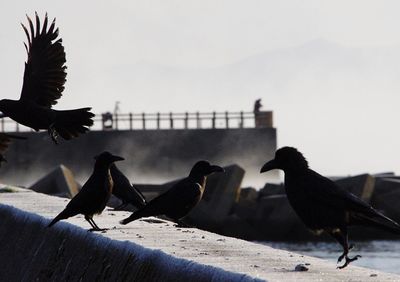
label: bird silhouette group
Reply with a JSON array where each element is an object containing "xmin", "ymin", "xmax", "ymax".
[{"xmin": 1, "ymin": 13, "xmax": 399, "ymax": 270}]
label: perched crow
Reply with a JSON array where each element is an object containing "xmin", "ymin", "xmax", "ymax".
[
  {"xmin": 260, "ymin": 147, "xmax": 400, "ymax": 269},
  {"xmin": 110, "ymin": 164, "xmax": 147, "ymax": 210},
  {"xmin": 120, "ymin": 160, "xmax": 224, "ymax": 225},
  {"xmin": 0, "ymin": 13, "xmax": 94, "ymax": 143},
  {"xmin": 0, "ymin": 133, "xmax": 27, "ymax": 166},
  {"xmin": 48, "ymin": 151, "xmax": 124, "ymax": 231}
]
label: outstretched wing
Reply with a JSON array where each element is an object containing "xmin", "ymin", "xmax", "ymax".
[{"xmin": 20, "ymin": 12, "xmax": 67, "ymax": 108}]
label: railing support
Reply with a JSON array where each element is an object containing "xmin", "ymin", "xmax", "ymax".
[
  {"xmin": 184, "ymin": 112, "xmax": 188, "ymax": 129},
  {"xmin": 114, "ymin": 113, "xmax": 119, "ymax": 130},
  {"xmin": 169, "ymin": 112, "xmax": 173, "ymax": 129},
  {"xmin": 212, "ymin": 112, "xmax": 216, "ymax": 129},
  {"xmin": 196, "ymin": 112, "xmax": 200, "ymax": 128}
]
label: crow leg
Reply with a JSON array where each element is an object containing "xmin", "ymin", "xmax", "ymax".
[
  {"xmin": 85, "ymin": 215, "xmax": 97, "ymax": 230},
  {"xmin": 330, "ymin": 229, "xmax": 361, "ymax": 269},
  {"xmin": 88, "ymin": 217, "xmax": 108, "ymax": 232},
  {"xmin": 48, "ymin": 123, "xmax": 59, "ymax": 144}
]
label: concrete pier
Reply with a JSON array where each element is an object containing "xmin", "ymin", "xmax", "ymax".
[{"xmin": 0, "ymin": 186, "xmax": 399, "ymax": 281}]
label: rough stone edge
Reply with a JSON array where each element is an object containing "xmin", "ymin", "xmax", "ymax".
[{"xmin": 0, "ymin": 204, "xmax": 264, "ymax": 282}]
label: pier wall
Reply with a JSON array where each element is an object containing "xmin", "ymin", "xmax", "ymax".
[{"xmin": 0, "ymin": 128, "xmax": 277, "ymax": 187}]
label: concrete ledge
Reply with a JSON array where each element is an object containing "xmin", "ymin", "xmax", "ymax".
[
  {"xmin": 0, "ymin": 187, "xmax": 399, "ymax": 281},
  {"xmin": 0, "ymin": 204, "xmax": 256, "ymax": 281}
]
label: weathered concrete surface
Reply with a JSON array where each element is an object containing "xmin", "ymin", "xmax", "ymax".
[{"xmin": 0, "ymin": 187, "xmax": 399, "ymax": 281}]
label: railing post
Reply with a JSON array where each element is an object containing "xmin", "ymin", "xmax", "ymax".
[
  {"xmin": 142, "ymin": 112, "xmax": 146, "ymax": 129},
  {"xmin": 212, "ymin": 111, "xmax": 216, "ymax": 129},
  {"xmin": 114, "ymin": 113, "xmax": 119, "ymax": 130},
  {"xmin": 129, "ymin": 113, "xmax": 133, "ymax": 130},
  {"xmin": 225, "ymin": 111, "xmax": 229, "ymax": 129},
  {"xmin": 240, "ymin": 111, "xmax": 244, "ymax": 128},
  {"xmin": 184, "ymin": 112, "xmax": 188, "ymax": 129},
  {"xmin": 157, "ymin": 112, "xmax": 160, "ymax": 129},
  {"xmin": 169, "ymin": 112, "xmax": 173, "ymax": 129},
  {"xmin": 1, "ymin": 118, "xmax": 3, "ymax": 132},
  {"xmin": 196, "ymin": 112, "xmax": 200, "ymax": 128}
]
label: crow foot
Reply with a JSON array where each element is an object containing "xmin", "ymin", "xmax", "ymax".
[
  {"xmin": 337, "ymin": 255, "xmax": 361, "ymax": 269},
  {"xmin": 337, "ymin": 244, "xmax": 355, "ymax": 263},
  {"xmin": 88, "ymin": 227, "xmax": 108, "ymax": 233}
]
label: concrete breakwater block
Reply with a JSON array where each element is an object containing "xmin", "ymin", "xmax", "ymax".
[
  {"xmin": 29, "ymin": 165, "xmax": 81, "ymax": 198},
  {"xmin": 252, "ymin": 195, "xmax": 308, "ymax": 240}
]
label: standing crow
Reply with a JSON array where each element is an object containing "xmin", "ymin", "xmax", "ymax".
[
  {"xmin": 260, "ymin": 147, "xmax": 400, "ymax": 269},
  {"xmin": 0, "ymin": 13, "xmax": 94, "ymax": 143},
  {"xmin": 110, "ymin": 164, "xmax": 147, "ymax": 210},
  {"xmin": 0, "ymin": 133, "xmax": 27, "ymax": 166},
  {"xmin": 48, "ymin": 151, "xmax": 124, "ymax": 231},
  {"xmin": 120, "ymin": 160, "xmax": 224, "ymax": 225}
]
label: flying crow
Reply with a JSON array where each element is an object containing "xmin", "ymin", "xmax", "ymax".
[{"xmin": 0, "ymin": 13, "xmax": 94, "ymax": 143}]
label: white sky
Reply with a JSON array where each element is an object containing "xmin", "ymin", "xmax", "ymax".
[{"xmin": 1, "ymin": 1, "xmax": 400, "ymax": 177}]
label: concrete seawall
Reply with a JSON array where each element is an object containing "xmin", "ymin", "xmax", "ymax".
[
  {"xmin": 0, "ymin": 205, "xmax": 254, "ymax": 281},
  {"xmin": 0, "ymin": 187, "xmax": 399, "ymax": 281}
]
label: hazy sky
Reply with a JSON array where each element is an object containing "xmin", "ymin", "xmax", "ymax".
[{"xmin": 1, "ymin": 1, "xmax": 400, "ymax": 177}]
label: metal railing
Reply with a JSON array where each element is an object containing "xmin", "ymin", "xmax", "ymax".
[{"xmin": 0, "ymin": 111, "xmax": 273, "ymax": 132}]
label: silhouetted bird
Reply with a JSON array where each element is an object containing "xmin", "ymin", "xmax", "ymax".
[
  {"xmin": 0, "ymin": 133, "xmax": 27, "ymax": 166},
  {"xmin": 260, "ymin": 147, "xmax": 400, "ymax": 269},
  {"xmin": 48, "ymin": 151, "xmax": 124, "ymax": 231},
  {"xmin": 0, "ymin": 13, "xmax": 94, "ymax": 144},
  {"xmin": 120, "ymin": 160, "xmax": 224, "ymax": 225},
  {"xmin": 110, "ymin": 164, "xmax": 147, "ymax": 210}
]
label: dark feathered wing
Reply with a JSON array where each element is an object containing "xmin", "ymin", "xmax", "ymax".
[
  {"xmin": 20, "ymin": 12, "xmax": 67, "ymax": 108},
  {"xmin": 120, "ymin": 178, "xmax": 202, "ymax": 224},
  {"xmin": 304, "ymin": 170, "xmax": 400, "ymax": 233}
]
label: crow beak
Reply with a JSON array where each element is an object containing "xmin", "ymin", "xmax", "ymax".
[
  {"xmin": 210, "ymin": 165, "xmax": 225, "ymax": 173},
  {"xmin": 260, "ymin": 159, "xmax": 277, "ymax": 173},
  {"xmin": 111, "ymin": 155, "xmax": 125, "ymax": 162}
]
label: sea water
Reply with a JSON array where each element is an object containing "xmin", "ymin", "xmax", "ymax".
[{"xmin": 262, "ymin": 240, "xmax": 400, "ymax": 274}]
